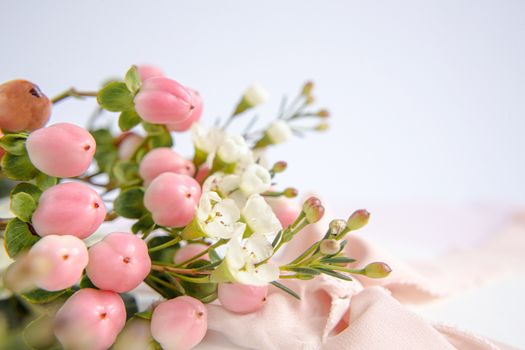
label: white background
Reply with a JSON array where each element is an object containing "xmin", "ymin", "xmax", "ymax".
[{"xmin": 1, "ymin": 0, "xmax": 524, "ymax": 348}]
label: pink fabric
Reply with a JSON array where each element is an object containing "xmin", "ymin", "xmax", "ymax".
[{"xmin": 195, "ymin": 212, "xmax": 525, "ymax": 349}]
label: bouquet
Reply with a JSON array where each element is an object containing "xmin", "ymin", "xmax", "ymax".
[{"xmin": 0, "ymin": 65, "xmax": 390, "ymax": 350}]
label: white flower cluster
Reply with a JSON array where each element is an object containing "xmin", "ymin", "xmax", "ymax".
[{"xmin": 189, "ymin": 123, "xmax": 284, "ymax": 285}]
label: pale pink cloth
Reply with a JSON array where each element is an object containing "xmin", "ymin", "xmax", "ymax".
[{"xmin": 196, "ymin": 212, "xmax": 525, "ymax": 349}]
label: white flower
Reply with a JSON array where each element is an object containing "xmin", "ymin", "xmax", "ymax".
[
  {"xmin": 242, "ymin": 194, "xmax": 282, "ymax": 236},
  {"xmin": 196, "ymin": 191, "xmax": 246, "ymax": 239},
  {"xmin": 266, "ymin": 120, "xmax": 293, "ymax": 144},
  {"xmin": 244, "ymin": 83, "xmax": 269, "ymax": 107},
  {"xmin": 191, "ymin": 123, "xmax": 224, "ymax": 154},
  {"xmin": 211, "ymin": 232, "xmax": 279, "ymax": 286},
  {"xmin": 240, "ymin": 164, "xmax": 272, "ymax": 195},
  {"xmin": 202, "ymin": 172, "xmax": 241, "ymax": 196},
  {"xmin": 217, "ymin": 134, "xmax": 250, "ymax": 164}
]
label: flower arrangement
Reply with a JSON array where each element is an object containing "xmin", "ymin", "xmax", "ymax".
[{"xmin": 0, "ymin": 65, "xmax": 391, "ymax": 350}]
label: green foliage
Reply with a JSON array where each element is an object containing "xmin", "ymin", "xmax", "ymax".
[
  {"xmin": 79, "ymin": 275, "xmax": 97, "ymax": 289},
  {"xmin": 35, "ymin": 172, "xmax": 57, "ymax": 191},
  {"xmin": 97, "ymin": 81, "xmax": 134, "ymax": 112},
  {"xmin": 90, "ymin": 129, "xmax": 118, "ymax": 174},
  {"xmin": 147, "ymin": 236, "xmax": 180, "ymax": 263},
  {"xmin": 112, "ymin": 161, "xmax": 141, "ymax": 187},
  {"xmin": 21, "ymin": 288, "xmax": 69, "ymax": 304},
  {"xmin": 121, "ymin": 293, "xmax": 138, "ymax": 320},
  {"xmin": 270, "ymin": 281, "xmax": 300, "ymax": 300},
  {"xmin": 1, "ymin": 152, "xmax": 38, "ymax": 181},
  {"xmin": 181, "ymin": 260, "xmax": 218, "ymax": 303},
  {"xmin": 10, "ymin": 183, "xmax": 42, "ymax": 202},
  {"xmin": 114, "ymin": 187, "xmax": 146, "ymax": 219},
  {"xmin": 118, "ymin": 108, "xmax": 142, "ymax": 131},
  {"xmin": 0, "ymin": 133, "xmax": 28, "ymax": 155},
  {"xmin": 10, "ymin": 192, "xmax": 36, "ymax": 222},
  {"xmin": 142, "ymin": 122, "xmax": 173, "ymax": 148},
  {"xmin": 124, "ymin": 65, "xmax": 141, "ymax": 94},
  {"xmin": 131, "ymin": 213, "xmax": 156, "ymax": 236},
  {"xmin": 135, "ymin": 309, "xmax": 153, "ymax": 320},
  {"xmin": 4, "ymin": 218, "xmax": 39, "ymax": 258}
]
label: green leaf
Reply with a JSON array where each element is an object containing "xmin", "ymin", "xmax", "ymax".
[
  {"xmin": 147, "ymin": 236, "xmax": 180, "ymax": 262},
  {"xmin": 35, "ymin": 172, "xmax": 57, "ymax": 191},
  {"xmin": 209, "ymin": 249, "xmax": 221, "ymax": 263},
  {"xmin": 23, "ymin": 314, "xmax": 57, "ymax": 349},
  {"xmin": 125, "ymin": 65, "xmax": 141, "ymax": 94},
  {"xmin": 0, "ymin": 134, "xmax": 28, "ymax": 155},
  {"xmin": 118, "ymin": 108, "xmax": 142, "ymax": 131},
  {"xmin": 320, "ymin": 256, "xmax": 356, "ymax": 264},
  {"xmin": 97, "ymin": 81, "xmax": 134, "ymax": 112},
  {"xmin": 90, "ymin": 129, "xmax": 118, "ymax": 174},
  {"xmin": 79, "ymin": 274, "xmax": 97, "ymax": 289},
  {"xmin": 135, "ymin": 309, "xmax": 153, "ymax": 320},
  {"xmin": 10, "ymin": 192, "xmax": 36, "ymax": 222},
  {"xmin": 10, "ymin": 182, "xmax": 42, "ymax": 202},
  {"xmin": 270, "ymin": 281, "xmax": 301, "ymax": 300},
  {"xmin": 271, "ymin": 230, "xmax": 283, "ymax": 248},
  {"xmin": 112, "ymin": 161, "xmax": 141, "ymax": 187},
  {"xmin": 288, "ymin": 267, "xmax": 321, "ymax": 275},
  {"xmin": 114, "ymin": 187, "xmax": 146, "ymax": 218},
  {"xmin": 131, "ymin": 213, "xmax": 156, "ymax": 235},
  {"xmin": 4, "ymin": 218, "xmax": 39, "ymax": 258},
  {"xmin": 1, "ymin": 152, "xmax": 38, "ymax": 181},
  {"xmin": 121, "ymin": 293, "xmax": 138, "ymax": 320},
  {"xmin": 21, "ymin": 288, "xmax": 68, "ymax": 304},
  {"xmin": 142, "ymin": 122, "xmax": 173, "ymax": 148},
  {"xmin": 316, "ymin": 268, "xmax": 353, "ymax": 281}
]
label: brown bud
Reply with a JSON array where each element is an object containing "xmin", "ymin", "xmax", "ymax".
[
  {"xmin": 271, "ymin": 161, "xmax": 288, "ymax": 173},
  {"xmin": 301, "ymin": 81, "xmax": 314, "ymax": 96},
  {"xmin": 346, "ymin": 209, "xmax": 370, "ymax": 231},
  {"xmin": 317, "ymin": 109, "xmax": 330, "ymax": 118},
  {"xmin": 363, "ymin": 262, "xmax": 392, "ymax": 278},
  {"xmin": 0, "ymin": 79, "xmax": 51, "ymax": 132},
  {"xmin": 283, "ymin": 187, "xmax": 298, "ymax": 198}
]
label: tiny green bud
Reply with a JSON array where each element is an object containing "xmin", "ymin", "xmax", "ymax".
[
  {"xmin": 283, "ymin": 187, "xmax": 298, "ymax": 198},
  {"xmin": 363, "ymin": 262, "xmax": 392, "ymax": 278},
  {"xmin": 317, "ymin": 109, "xmax": 330, "ymax": 118},
  {"xmin": 319, "ymin": 239, "xmax": 340, "ymax": 255},
  {"xmin": 301, "ymin": 81, "xmax": 314, "ymax": 96},
  {"xmin": 329, "ymin": 219, "xmax": 347, "ymax": 236},
  {"xmin": 271, "ymin": 161, "xmax": 288, "ymax": 173},
  {"xmin": 346, "ymin": 209, "xmax": 370, "ymax": 231}
]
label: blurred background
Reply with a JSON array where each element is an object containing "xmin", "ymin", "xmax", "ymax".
[{"xmin": 1, "ymin": 0, "xmax": 524, "ymax": 347}]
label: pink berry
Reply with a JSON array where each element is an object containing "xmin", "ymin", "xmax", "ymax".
[
  {"xmin": 139, "ymin": 147, "xmax": 195, "ymax": 185},
  {"xmin": 54, "ymin": 288, "xmax": 126, "ymax": 350},
  {"xmin": 267, "ymin": 197, "xmax": 301, "ymax": 227},
  {"xmin": 32, "ymin": 182, "xmax": 106, "ymax": 239},
  {"xmin": 134, "ymin": 77, "xmax": 193, "ymax": 125},
  {"xmin": 26, "ymin": 122, "xmax": 96, "ymax": 177},
  {"xmin": 218, "ymin": 283, "xmax": 268, "ymax": 314},
  {"xmin": 86, "ymin": 232, "xmax": 151, "ymax": 293},
  {"xmin": 28, "ymin": 235, "xmax": 88, "ymax": 291},
  {"xmin": 117, "ymin": 132, "xmax": 144, "ymax": 160},
  {"xmin": 151, "ymin": 296, "xmax": 207, "ymax": 350},
  {"xmin": 167, "ymin": 89, "xmax": 203, "ymax": 132},
  {"xmin": 137, "ymin": 64, "xmax": 164, "ymax": 81},
  {"xmin": 144, "ymin": 173, "xmax": 201, "ymax": 227},
  {"xmin": 173, "ymin": 244, "xmax": 209, "ymax": 264}
]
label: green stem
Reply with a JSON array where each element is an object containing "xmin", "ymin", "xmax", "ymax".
[
  {"xmin": 51, "ymin": 88, "xmax": 98, "ymax": 104},
  {"xmin": 175, "ymin": 239, "xmax": 227, "ymax": 267},
  {"xmin": 288, "ymin": 241, "xmax": 320, "ymax": 265},
  {"xmin": 144, "ymin": 277, "xmax": 170, "ymax": 298},
  {"xmin": 148, "ymin": 237, "xmax": 182, "ymax": 253},
  {"xmin": 312, "ymin": 264, "xmax": 364, "ymax": 274},
  {"xmin": 147, "ymin": 274, "xmax": 182, "ymax": 293}
]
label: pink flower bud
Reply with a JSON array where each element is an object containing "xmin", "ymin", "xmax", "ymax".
[
  {"xmin": 167, "ymin": 89, "xmax": 203, "ymax": 132},
  {"xmin": 134, "ymin": 77, "xmax": 193, "ymax": 125},
  {"xmin": 26, "ymin": 123, "xmax": 96, "ymax": 178},
  {"xmin": 173, "ymin": 243, "xmax": 209, "ymax": 264},
  {"xmin": 151, "ymin": 296, "xmax": 207, "ymax": 350},
  {"xmin": 137, "ymin": 64, "xmax": 164, "ymax": 81},
  {"xmin": 139, "ymin": 147, "xmax": 195, "ymax": 186},
  {"xmin": 32, "ymin": 182, "xmax": 106, "ymax": 239},
  {"xmin": 194, "ymin": 165, "xmax": 211, "ymax": 184},
  {"xmin": 346, "ymin": 209, "xmax": 370, "ymax": 231},
  {"xmin": 28, "ymin": 235, "xmax": 88, "ymax": 291},
  {"xmin": 117, "ymin": 132, "xmax": 144, "ymax": 160},
  {"xmin": 54, "ymin": 288, "xmax": 126, "ymax": 350},
  {"xmin": 144, "ymin": 173, "xmax": 201, "ymax": 227},
  {"xmin": 86, "ymin": 232, "xmax": 151, "ymax": 293},
  {"xmin": 303, "ymin": 197, "xmax": 325, "ymax": 224},
  {"xmin": 218, "ymin": 283, "xmax": 268, "ymax": 314}
]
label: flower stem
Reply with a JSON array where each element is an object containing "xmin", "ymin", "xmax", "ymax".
[
  {"xmin": 174, "ymin": 239, "xmax": 227, "ymax": 267},
  {"xmin": 148, "ymin": 237, "xmax": 182, "ymax": 253},
  {"xmin": 51, "ymin": 88, "xmax": 98, "ymax": 104}
]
